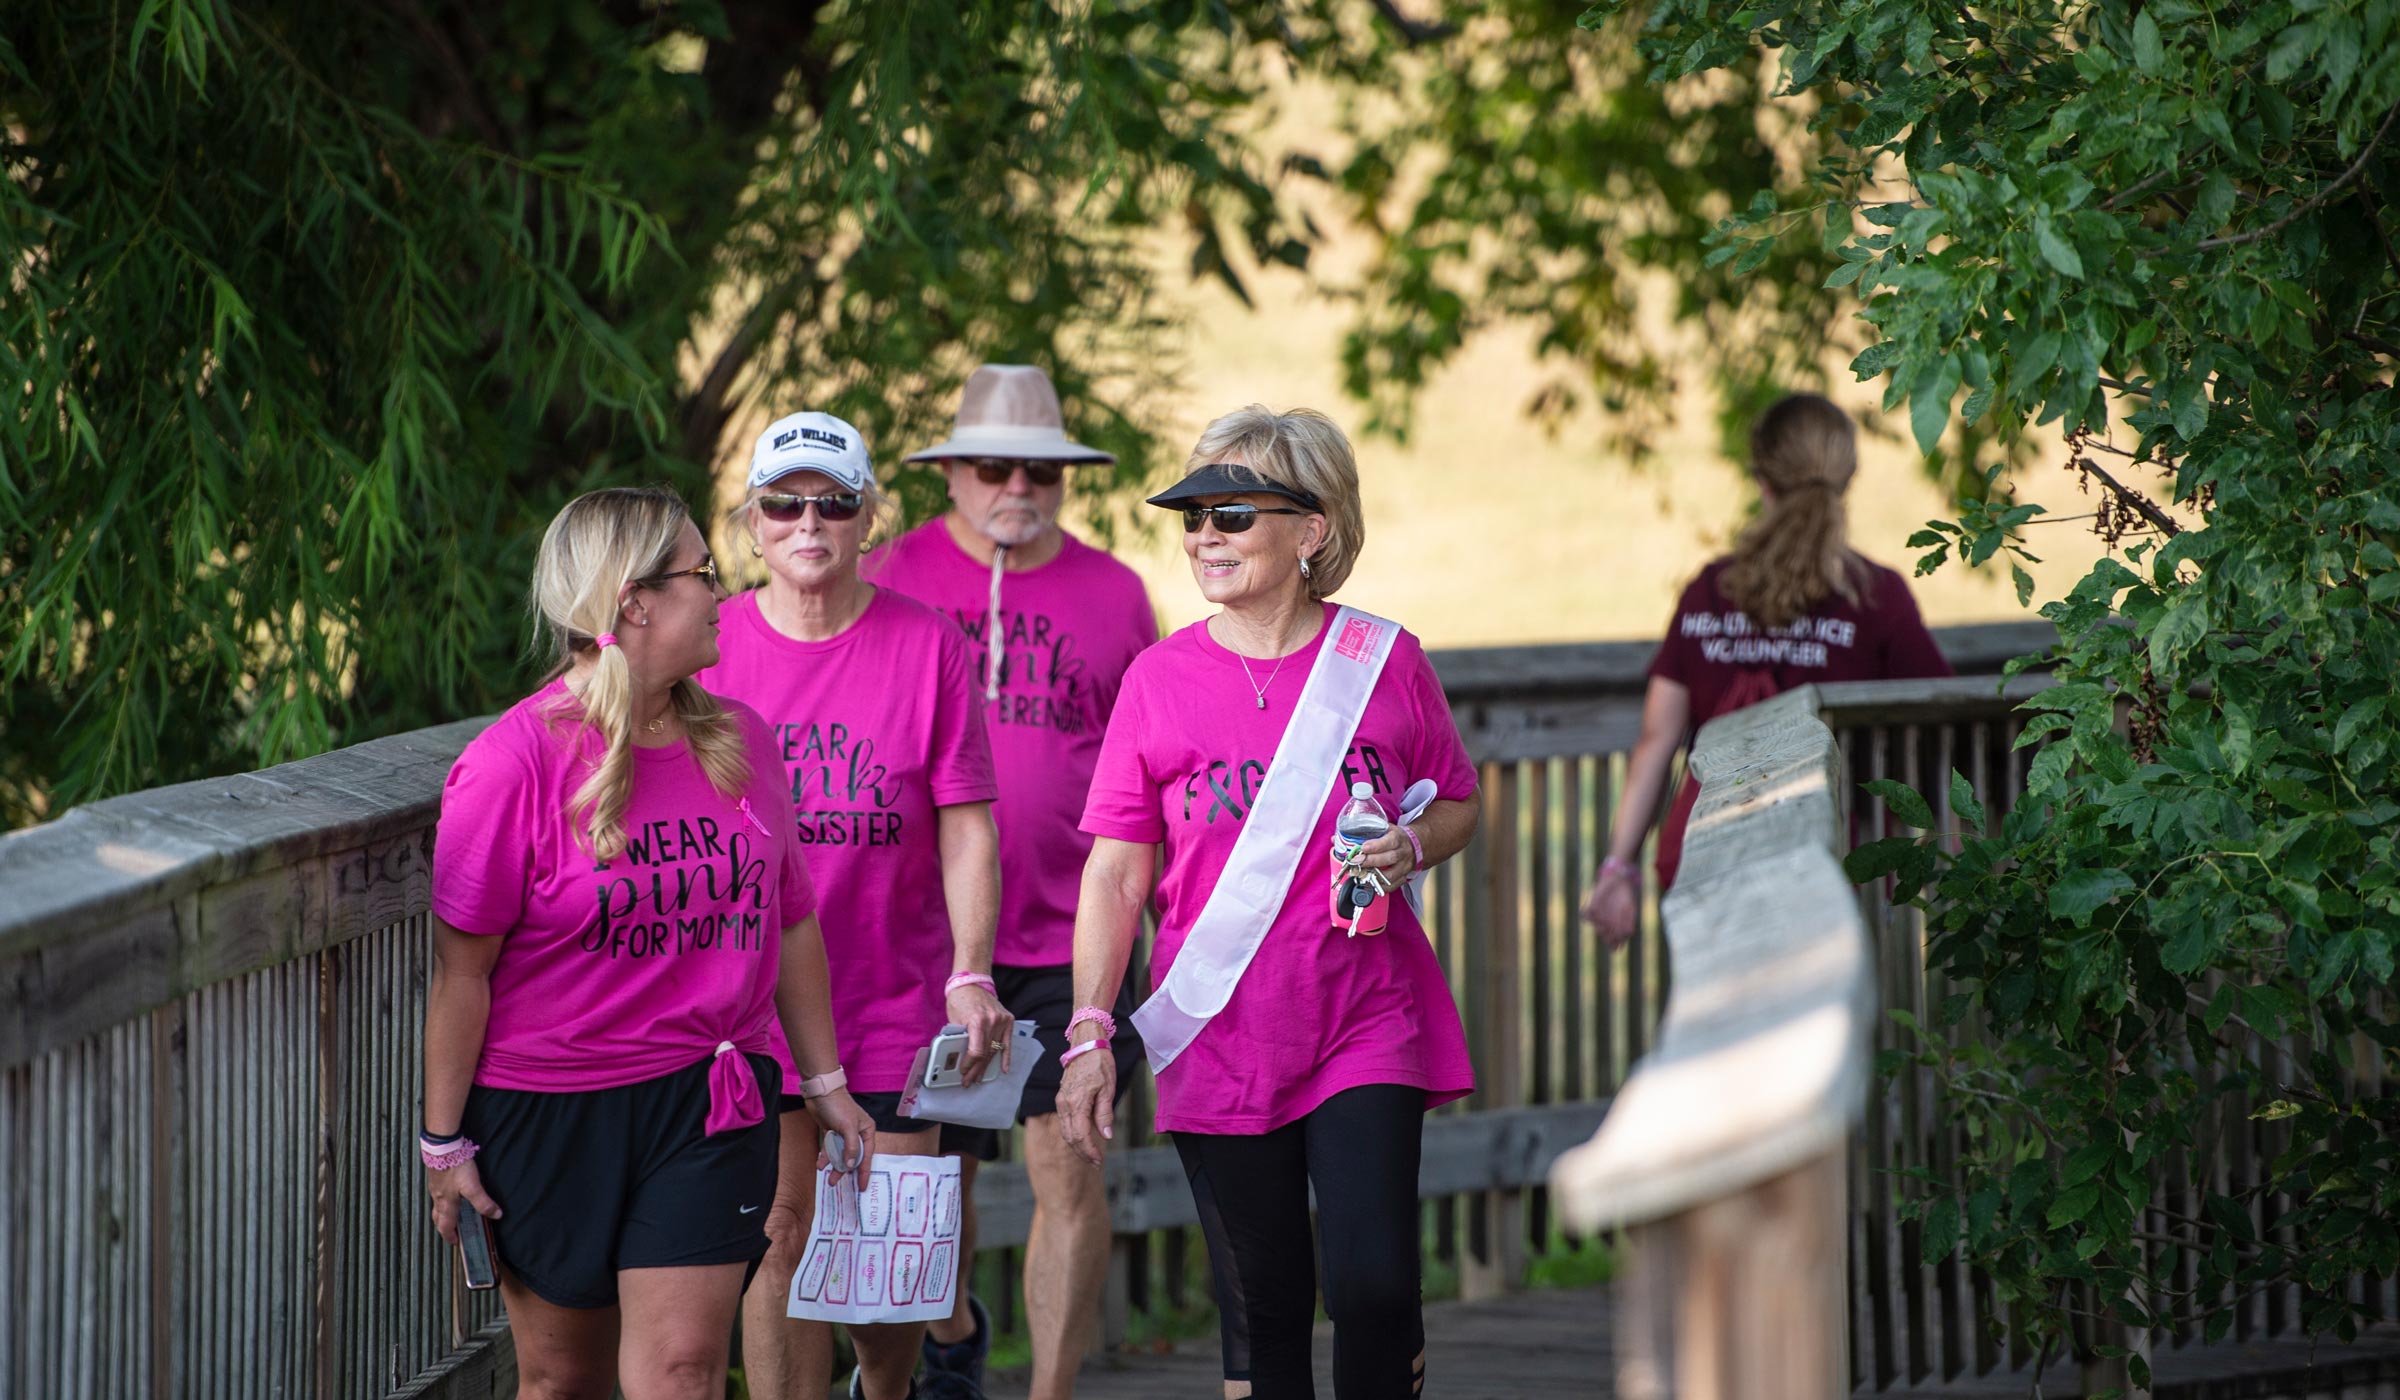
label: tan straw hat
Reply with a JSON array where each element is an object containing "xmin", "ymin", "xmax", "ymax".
[{"xmin": 903, "ymin": 364, "xmax": 1117, "ymax": 465}]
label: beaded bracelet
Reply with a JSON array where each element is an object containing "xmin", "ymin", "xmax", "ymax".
[
  {"xmin": 944, "ymin": 971, "xmax": 997, "ymax": 997},
  {"xmin": 1066, "ymin": 1006, "xmax": 1117, "ymax": 1041},
  {"xmin": 420, "ymin": 1135, "xmax": 479, "ymax": 1171},
  {"xmin": 1060, "ymin": 1039, "xmax": 1110, "ymax": 1068}
]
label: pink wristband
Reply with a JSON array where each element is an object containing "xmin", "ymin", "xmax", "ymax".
[
  {"xmin": 419, "ymin": 1136, "xmax": 479, "ymax": 1171},
  {"xmin": 1600, "ymin": 855, "xmax": 1638, "ymax": 883},
  {"xmin": 1060, "ymin": 1039, "xmax": 1110, "ymax": 1068},
  {"xmin": 1066, "ymin": 1006, "xmax": 1117, "ymax": 1041},
  {"xmin": 1400, "ymin": 822, "xmax": 1426, "ymax": 869},
  {"xmin": 945, "ymin": 972, "xmax": 997, "ymax": 997}
]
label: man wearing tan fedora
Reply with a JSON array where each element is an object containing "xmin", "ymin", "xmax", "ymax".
[{"xmin": 865, "ymin": 364, "xmax": 1154, "ymax": 1400}]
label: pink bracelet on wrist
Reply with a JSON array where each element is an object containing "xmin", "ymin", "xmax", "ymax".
[
  {"xmin": 1060, "ymin": 1039, "xmax": 1110, "ymax": 1068},
  {"xmin": 1600, "ymin": 855, "xmax": 1638, "ymax": 883},
  {"xmin": 1066, "ymin": 1006, "xmax": 1117, "ymax": 1042},
  {"xmin": 1400, "ymin": 822, "xmax": 1426, "ymax": 870},
  {"xmin": 419, "ymin": 1135, "xmax": 479, "ymax": 1171},
  {"xmin": 945, "ymin": 972, "xmax": 997, "ymax": 997}
]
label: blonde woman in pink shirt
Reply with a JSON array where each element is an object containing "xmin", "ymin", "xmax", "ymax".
[
  {"xmin": 424, "ymin": 486, "xmax": 873, "ymax": 1400},
  {"xmin": 1057, "ymin": 407, "xmax": 1482, "ymax": 1400}
]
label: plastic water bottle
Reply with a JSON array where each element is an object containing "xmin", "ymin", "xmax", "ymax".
[{"xmin": 1330, "ymin": 782, "xmax": 1392, "ymax": 936}]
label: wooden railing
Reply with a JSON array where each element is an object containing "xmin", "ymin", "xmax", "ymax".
[
  {"xmin": 1547, "ymin": 685, "xmax": 1872, "ymax": 1399},
  {"xmin": 0, "ymin": 621, "xmax": 2067, "ymax": 1398}
]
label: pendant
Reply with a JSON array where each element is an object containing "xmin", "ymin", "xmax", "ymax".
[{"xmin": 1256, "ymin": 695, "xmax": 1266, "ymax": 709}]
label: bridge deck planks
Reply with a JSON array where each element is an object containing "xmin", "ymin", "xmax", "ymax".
[
  {"xmin": 986, "ymin": 1285, "xmax": 1614, "ymax": 1400},
  {"xmin": 975, "ymin": 1286, "xmax": 2400, "ymax": 1399}
]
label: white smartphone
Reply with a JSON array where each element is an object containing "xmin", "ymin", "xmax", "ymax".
[{"xmin": 921, "ymin": 1026, "xmax": 975, "ymax": 1089}]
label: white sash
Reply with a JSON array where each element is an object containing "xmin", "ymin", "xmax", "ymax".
[{"xmin": 1132, "ymin": 606, "xmax": 1401, "ymax": 1073}]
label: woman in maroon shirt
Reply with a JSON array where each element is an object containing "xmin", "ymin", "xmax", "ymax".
[{"xmin": 1584, "ymin": 393, "xmax": 1952, "ymax": 945}]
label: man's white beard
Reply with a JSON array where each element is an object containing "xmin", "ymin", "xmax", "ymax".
[{"xmin": 981, "ymin": 509, "xmax": 1054, "ymax": 548}]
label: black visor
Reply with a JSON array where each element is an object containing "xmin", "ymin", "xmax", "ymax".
[{"xmin": 1144, "ymin": 462, "xmax": 1322, "ymax": 513}]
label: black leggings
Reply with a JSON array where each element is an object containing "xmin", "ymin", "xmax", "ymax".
[{"xmin": 1174, "ymin": 1084, "xmax": 1427, "ymax": 1398}]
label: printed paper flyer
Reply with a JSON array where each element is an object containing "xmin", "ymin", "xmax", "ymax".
[{"xmin": 786, "ymin": 1153, "xmax": 963, "ymax": 1325}]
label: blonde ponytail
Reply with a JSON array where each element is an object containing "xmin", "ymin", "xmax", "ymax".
[
  {"xmin": 1718, "ymin": 394, "xmax": 1868, "ymax": 631},
  {"xmin": 532, "ymin": 487, "xmax": 752, "ymax": 861}
]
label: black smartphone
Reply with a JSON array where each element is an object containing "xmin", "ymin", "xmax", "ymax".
[{"xmin": 456, "ymin": 1208, "xmax": 498, "ymax": 1291}]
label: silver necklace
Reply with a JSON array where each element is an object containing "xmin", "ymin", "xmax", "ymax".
[{"xmin": 1238, "ymin": 648, "xmax": 1287, "ymax": 709}]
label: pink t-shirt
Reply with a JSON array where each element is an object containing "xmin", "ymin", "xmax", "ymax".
[
  {"xmin": 1080, "ymin": 603, "xmax": 1479, "ymax": 1134},
  {"xmin": 864, "ymin": 521, "xmax": 1155, "ymax": 966},
  {"xmin": 697, "ymin": 588, "xmax": 999, "ymax": 1092},
  {"xmin": 432, "ymin": 681, "xmax": 817, "ymax": 1092}
]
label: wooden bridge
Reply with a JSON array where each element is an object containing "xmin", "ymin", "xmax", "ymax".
[{"xmin": 5, "ymin": 622, "xmax": 2395, "ymax": 1398}]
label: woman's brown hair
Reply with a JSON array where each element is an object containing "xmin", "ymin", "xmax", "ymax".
[{"xmin": 1717, "ymin": 393, "xmax": 1867, "ymax": 630}]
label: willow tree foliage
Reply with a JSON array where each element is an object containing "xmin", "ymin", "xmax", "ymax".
[
  {"xmin": 1585, "ymin": 0, "xmax": 2400, "ymax": 1370},
  {"xmin": 4, "ymin": 0, "xmax": 1837, "ymax": 824},
  {"xmin": 2, "ymin": 0, "xmax": 1307, "ymax": 823}
]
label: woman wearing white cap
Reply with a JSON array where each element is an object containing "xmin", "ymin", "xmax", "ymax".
[
  {"xmin": 700, "ymin": 411, "xmax": 1014, "ymax": 1400},
  {"xmin": 1056, "ymin": 407, "xmax": 1482, "ymax": 1399}
]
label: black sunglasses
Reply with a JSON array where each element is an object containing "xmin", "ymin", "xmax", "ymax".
[
  {"xmin": 1182, "ymin": 504, "xmax": 1306, "ymax": 534},
  {"xmin": 758, "ymin": 492, "xmax": 865, "ymax": 523},
  {"xmin": 645, "ymin": 558, "xmax": 721, "ymax": 589},
  {"xmin": 967, "ymin": 459, "xmax": 1065, "ymax": 487}
]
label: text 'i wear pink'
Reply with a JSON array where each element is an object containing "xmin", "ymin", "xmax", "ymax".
[
  {"xmin": 433, "ymin": 681, "xmax": 816, "ymax": 1090},
  {"xmin": 698, "ymin": 587, "xmax": 998, "ymax": 1092}
]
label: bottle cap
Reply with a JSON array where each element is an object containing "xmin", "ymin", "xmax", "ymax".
[{"xmin": 1351, "ymin": 781, "xmax": 1374, "ymax": 798}]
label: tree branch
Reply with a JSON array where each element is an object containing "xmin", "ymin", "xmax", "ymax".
[
  {"xmin": 2102, "ymin": 167, "xmax": 2176, "ymax": 211},
  {"xmin": 1370, "ymin": 0, "xmax": 1459, "ymax": 44},
  {"xmin": 679, "ymin": 275, "xmax": 816, "ymax": 467},
  {"xmin": 2342, "ymin": 329, "xmax": 2400, "ymax": 359},
  {"xmin": 2177, "ymin": 102, "xmax": 2400, "ymax": 253},
  {"xmin": 2081, "ymin": 458, "xmax": 2183, "ymax": 537}
]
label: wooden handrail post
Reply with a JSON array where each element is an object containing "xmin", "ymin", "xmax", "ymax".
[
  {"xmin": 1551, "ymin": 690, "xmax": 1869, "ymax": 1400},
  {"xmin": 1463, "ymin": 760, "xmax": 1527, "ymax": 1300},
  {"xmin": 1618, "ymin": 1149, "xmax": 1849, "ymax": 1400}
]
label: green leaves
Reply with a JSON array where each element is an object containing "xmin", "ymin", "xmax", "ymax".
[
  {"xmin": 1608, "ymin": 0, "xmax": 2400, "ymax": 1354},
  {"xmin": 2049, "ymin": 867, "xmax": 2136, "ymax": 924},
  {"xmin": 2035, "ymin": 217, "xmax": 2085, "ymax": 280},
  {"xmin": 1864, "ymin": 778, "xmax": 1935, "ymax": 830}
]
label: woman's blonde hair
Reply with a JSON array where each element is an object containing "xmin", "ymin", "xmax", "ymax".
[
  {"xmin": 1718, "ymin": 394, "xmax": 1867, "ymax": 631},
  {"xmin": 532, "ymin": 486, "xmax": 751, "ymax": 861},
  {"xmin": 1184, "ymin": 405, "xmax": 1364, "ymax": 601}
]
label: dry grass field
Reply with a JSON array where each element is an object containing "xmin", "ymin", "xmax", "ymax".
[{"xmin": 1084, "ymin": 252, "xmax": 2115, "ymax": 650}]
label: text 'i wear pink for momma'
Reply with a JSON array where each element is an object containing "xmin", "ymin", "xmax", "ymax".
[
  {"xmin": 433, "ymin": 681, "xmax": 817, "ymax": 1090},
  {"xmin": 865, "ymin": 519, "xmax": 1156, "ymax": 966},
  {"xmin": 698, "ymin": 587, "xmax": 998, "ymax": 1092},
  {"xmin": 1079, "ymin": 601, "xmax": 1478, "ymax": 1134}
]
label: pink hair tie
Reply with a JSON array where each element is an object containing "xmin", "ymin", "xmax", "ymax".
[
  {"xmin": 594, "ymin": 633, "xmax": 619, "ymax": 650},
  {"xmin": 1066, "ymin": 1006, "xmax": 1117, "ymax": 1041}
]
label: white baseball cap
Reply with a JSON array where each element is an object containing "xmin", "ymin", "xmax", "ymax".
[{"xmin": 748, "ymin": 411, "xmax": 872, "ymax": 492}]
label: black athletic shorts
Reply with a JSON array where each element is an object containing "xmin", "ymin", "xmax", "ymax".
[
  {"xmin": 938, "ymin": 963, "xmax": 1143, "ymax": 1162},
  {"xmin": 462, "ymin": 1052, "xmax": 783, "ymax": 1309}
]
